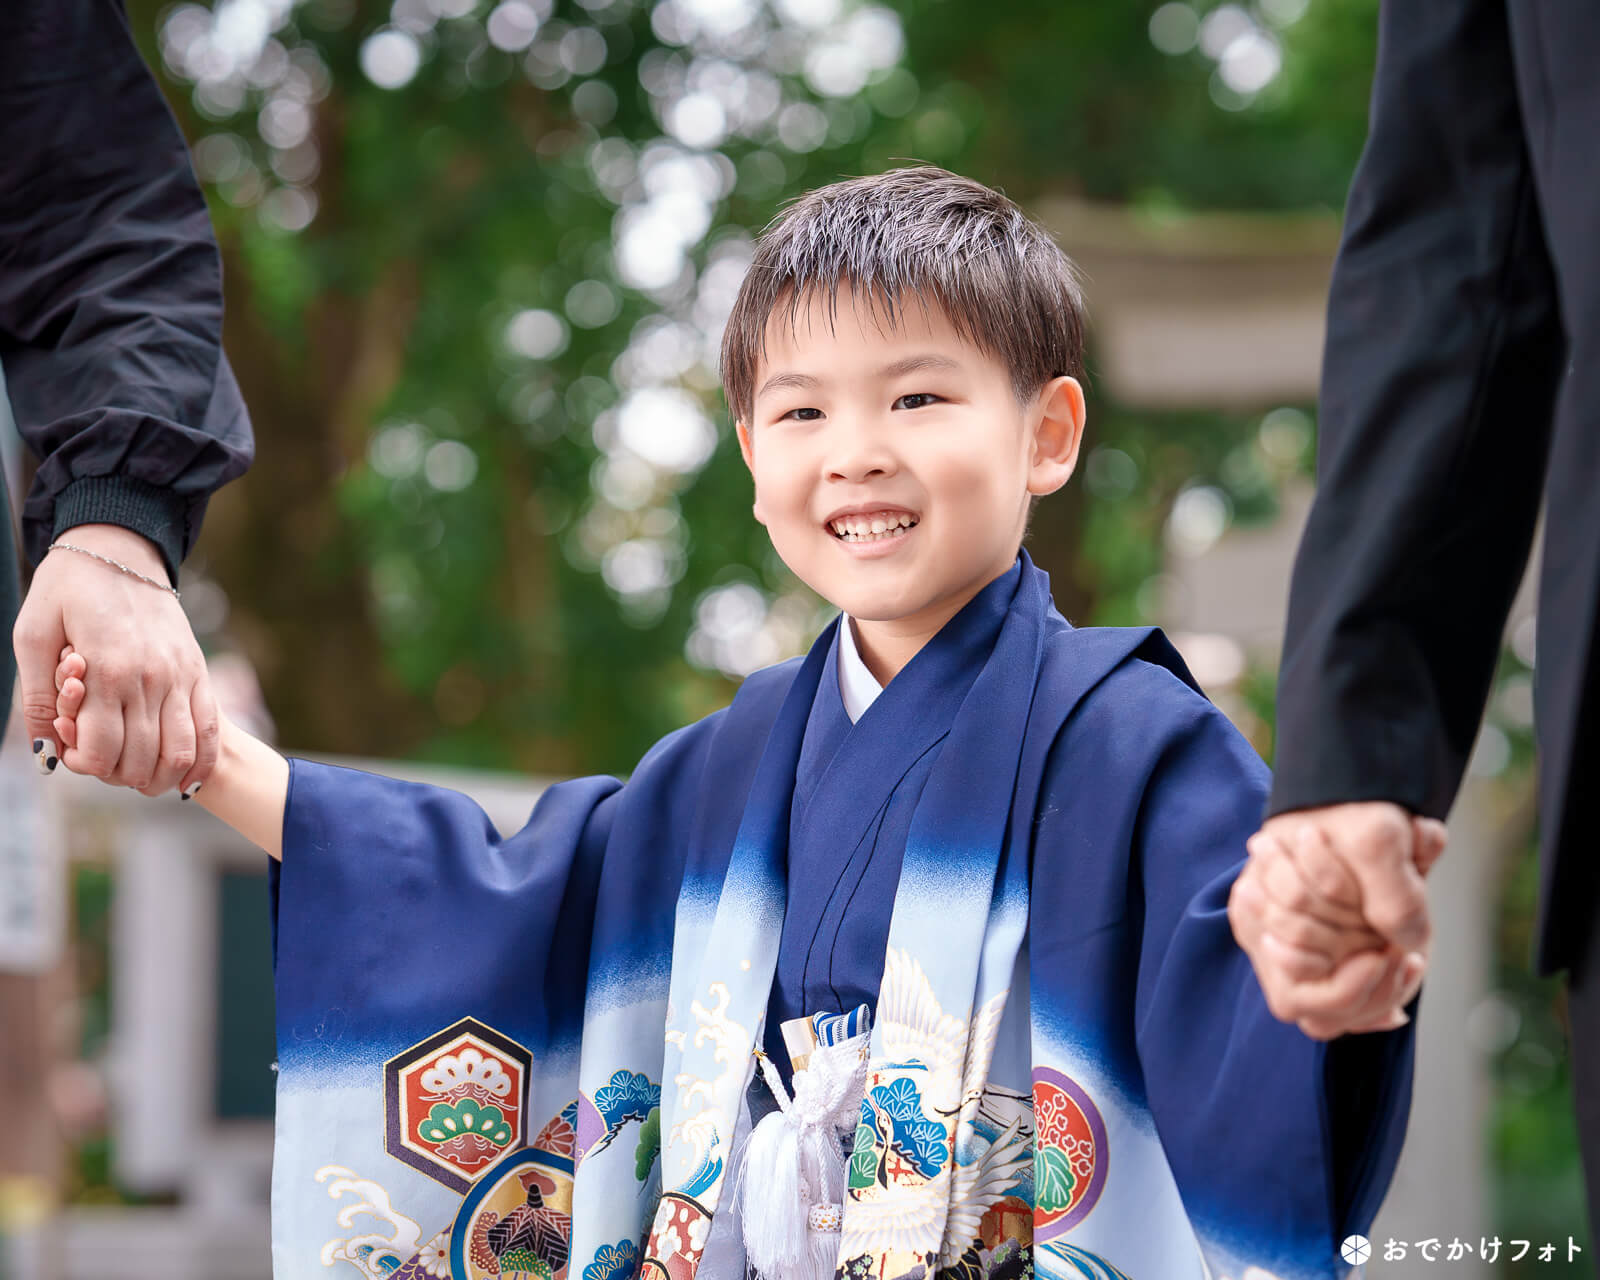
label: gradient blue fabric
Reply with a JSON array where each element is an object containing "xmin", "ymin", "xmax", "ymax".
[{"xmin": 268, "ymin": 552, "xmax": 1412, "ymax": 1280}]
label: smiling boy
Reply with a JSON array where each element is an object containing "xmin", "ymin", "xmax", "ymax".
[
  {"xmin": 733, "ymin": 287, "xmax": 1082, "ymax": 687},
  {"xmin": 54, "ymin": 168, "xmax": 1413, "ymax": 1280},
  {"xmin": 726, "ymin": 170, "xmax": 1087, "ymax": 684}
]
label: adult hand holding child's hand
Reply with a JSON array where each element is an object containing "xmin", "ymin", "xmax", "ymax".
[
  {"xmin": 1229, "ymin": 801, "xmax": 1447, "ymax": 1040},
  {"xmin": 52, "ymin": 643, "xmax": 287, "ymax": 853},
  {"xmin": 13, "ymin": 524, "xmax": 216, "ymax": 797}
]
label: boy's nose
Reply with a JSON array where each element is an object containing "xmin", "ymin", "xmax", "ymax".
[{"xmin": 824, "ymin": 417, "xmax": 899, "ymax": 483}]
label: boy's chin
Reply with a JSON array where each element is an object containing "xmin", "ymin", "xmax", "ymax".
[
  {"xmin": 791, "ymin": 575, "xmax": 890, "ymax": 621},
  {"xmin": 774, "ymin": 541, "xmax": 938, "ymax": 622},
  {"xmin": 812, "ymin": 580, "xmax": 931, "ymax": 625}
]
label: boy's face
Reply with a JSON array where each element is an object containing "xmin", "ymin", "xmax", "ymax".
[{"xmin": 736, "ymin": 286, "xmax": 1084, "ymax": 646}]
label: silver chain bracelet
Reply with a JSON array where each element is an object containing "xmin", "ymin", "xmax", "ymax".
[{"xmin": 48, "ymin": 540, "xmax": 181, "ymax": 602}]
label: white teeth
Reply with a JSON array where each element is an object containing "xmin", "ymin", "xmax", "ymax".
[{"xmin": 829, "ymin": 511, "xmax": 918, "ymax": 542}]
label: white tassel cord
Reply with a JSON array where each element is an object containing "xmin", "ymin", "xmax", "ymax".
[
  {"xmin": 741, "ymin": 1052, "xmax": 806, "ymax": 1273},
  {"xmin": 805, "ymin": 1203, "xmax": 845, "ymax": 1279},
  {"xmin": 740, "ymin": 1038, "xmax": 868, "ymax": 1280}
]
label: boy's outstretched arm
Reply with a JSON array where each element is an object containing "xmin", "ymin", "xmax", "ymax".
[{"xmin": 55, "ymin": 649, "xmax": 288, "ymax": 859}]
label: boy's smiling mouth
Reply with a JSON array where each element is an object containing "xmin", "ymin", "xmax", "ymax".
[{"xmin": 826, "ymin": 506, "xmax": 921, "ymax": 544}]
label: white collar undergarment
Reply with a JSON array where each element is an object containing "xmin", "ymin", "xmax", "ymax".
[{"xmin": 835, "ymin": 615, "xmax": 883, "ymax": 725}]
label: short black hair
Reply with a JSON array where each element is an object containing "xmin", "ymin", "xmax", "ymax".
[{"xmin": 721, "ymin": 165, "xmax": 1086, "ymax": 424}]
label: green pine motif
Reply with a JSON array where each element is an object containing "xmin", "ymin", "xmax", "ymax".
[
  {"xmin": 417, "ymin": 1098, "xmax": 514, "ymax": 1148},
  {"xmin": 1034, "ymin": 1144, "xmax": 1077, "ymax": 1212},
  {"xmin": 634, "ymin": 1106, "xmax": 661, "ymax": 1183},
  {"xmin": 499, "ymin": 1249, "xmax": 553, "ymax": 1277},
  {"xmin": 847, "ymin": 1123, "xmax": 879, "ymax": 1191}
]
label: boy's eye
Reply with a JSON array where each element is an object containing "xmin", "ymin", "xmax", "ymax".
[
  {"xmin": 780, "ymin": 407, "xmax": 824, "ymax": 422},
  {"xmin": 893, "ymin": 393, "xmax": 942, "ymax": 410}
]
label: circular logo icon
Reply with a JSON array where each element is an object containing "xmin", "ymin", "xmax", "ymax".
[{"xmin": 1341, "ymin": 1234, "xmax": 1372, "ymax": 1265}]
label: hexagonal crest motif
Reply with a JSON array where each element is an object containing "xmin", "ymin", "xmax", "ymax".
[{"xmin": 385, "ymin": 1017, "xmax": 533, "ymax": 1193}]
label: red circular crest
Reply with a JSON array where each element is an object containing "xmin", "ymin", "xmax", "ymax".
[{"xmin": 1032, "ymin": 1066, "xmax": 1108, "ymax": 1239}]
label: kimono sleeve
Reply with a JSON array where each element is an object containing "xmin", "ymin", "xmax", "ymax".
[
  {"xmin": 269, "ymin": 758, "xmax": 629, "ymax": 1071},
  {"xmin": 1130, "ymin": 679, "xmax": 1415, "ymax": 1273},
  {"xmin": 263, "ymin": 709, "xmax": 738, "ymax": 1269},
  {"xmin": 266, "ymin": 760, "xmax": 626, "ymax": 1267}
]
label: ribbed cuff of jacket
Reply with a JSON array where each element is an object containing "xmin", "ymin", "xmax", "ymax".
[{"xmin": 51, "ymin": 476, "xmax": 187, "ymax": 585}]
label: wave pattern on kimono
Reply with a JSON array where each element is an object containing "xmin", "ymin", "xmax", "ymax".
[{"xmin": 268, "ymin": 552, "xmax": 1414, "ymax": 1280}]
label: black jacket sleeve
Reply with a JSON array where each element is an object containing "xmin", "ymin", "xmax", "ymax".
[
  {"xmin": 0, "ymin": 0, "xmax": 253, "ymax": 583},
  {"xmin": 1269, "ymin": 0, "xmax": 1566, "ymax": 820}
]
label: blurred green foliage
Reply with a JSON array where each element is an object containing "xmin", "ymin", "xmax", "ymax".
[
  {"xmin": 1481, "ymin": 647, "xmax": 1594, "ymax": 1273},
  {"xmin": 126, "ymin": 0, "xmax": 1379, "ymax": 778},
  {"xmin": 1493, "ymin": 833, "xmax": 1593, "ymax": 1274}
]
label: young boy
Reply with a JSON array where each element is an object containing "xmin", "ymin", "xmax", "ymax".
[{"xmin": 54, "ymin": 168, "xmax": 1414, "ymax": 1280}]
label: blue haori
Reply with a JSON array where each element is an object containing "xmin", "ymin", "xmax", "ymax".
[{"xmin": 268, "ymin": 552, "xmax": 1415, "ymax": 1280}]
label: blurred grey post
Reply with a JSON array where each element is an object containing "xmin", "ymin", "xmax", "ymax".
[{"xmin": 0, "ymin": 361, "xmax": 68, "ymax": 1280}]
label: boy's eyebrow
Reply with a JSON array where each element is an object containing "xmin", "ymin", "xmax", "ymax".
[
  {"xmin": 755, "ymin": 370, "xmax": 820, "ymax": 400},
  {"xmin": 754, "ymin": 354, "xmax": 964, "ymax": 402},
  {"xmin": 878, "ymin": 353, "xmax": 963, "ymax": 379}
]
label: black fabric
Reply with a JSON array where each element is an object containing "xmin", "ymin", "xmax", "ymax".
[
  {"xmin": 50, "ymin": 475, "xmax": 190, "ymax": 585},
  {"xmin": 0, "ymin": 473, "xmax": 18, "ymax": 732},
  {"xmin": 0, "ymin": 0, "xmax": 253, "ymax": 583},
  {"xmin": 1269, "ymin": 0, "xmax": 1600, "ymax": 975}
]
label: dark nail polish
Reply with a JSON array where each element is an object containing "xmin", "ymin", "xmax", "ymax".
[{"xmin": 32, "ymin": 739, "xmax": 44, "ymax": 754}]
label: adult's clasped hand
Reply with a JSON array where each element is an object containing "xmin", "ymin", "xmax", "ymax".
[
  {"xmin": 12, "ymin": 523, "xmax": 215, "ymax": 797},
  {"xmin": 1228, "ymin": 800, "xmax": 1448, "ymax": 1040}
]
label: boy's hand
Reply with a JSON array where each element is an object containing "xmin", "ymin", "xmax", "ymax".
[
  {"xmin": 54, "ymin": 645, "xmax": 87, "ymax": 752},
  {"xmin": 1229, "ymin": 807, "xmax": 1446, "ymax": 1039},
  {"xmin": 54, "ymin": 645, "xmax": 287, "ymax": 848},
  {"xmin": 51, "ymin": 646, "xmax": 202, "ymax": 801},
  {"xmin": 53, "ymin": 649, "xmax": 90, "ymax": 761}
]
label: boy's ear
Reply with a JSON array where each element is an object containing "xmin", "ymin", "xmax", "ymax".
[
  {"xmin": 1026, "ymin": 375, "xmax": 1087, "ymax": 498},
  {"xmin": 735, "ymin": 420, "xmax": 768, "ymax": 526}
]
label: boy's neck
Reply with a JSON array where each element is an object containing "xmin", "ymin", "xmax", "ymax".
[
  {"xmin": 848, "ymin": 617, "xmax": 922, "ymax": 688},
  {"xmin": 847, "ymin": 557, "xmax": 1017, "ymax": 686}
]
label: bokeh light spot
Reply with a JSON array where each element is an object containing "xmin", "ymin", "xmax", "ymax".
[
  {"xmin": 505, "ymin": 309, "xmax": 571, "ymax": 359},
  {"xmin": 424, "ymin": 440, "xmax": 479, "ymax": 491},
  {"xmin": 360, "ymin": 27, "xmax": 423, "ymax": 88},
  {"xmin": 566, "ymin": 279, "xmax": 623, "ymax": 329},
  {"xmin": 1148, "ymin": 3, "xmax": 1200, "ymax": 55}
]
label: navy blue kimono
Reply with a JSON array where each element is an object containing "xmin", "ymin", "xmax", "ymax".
[{"xmin": 268, "ymin": 557, "xmax": 1412, "ymax": 1280}]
